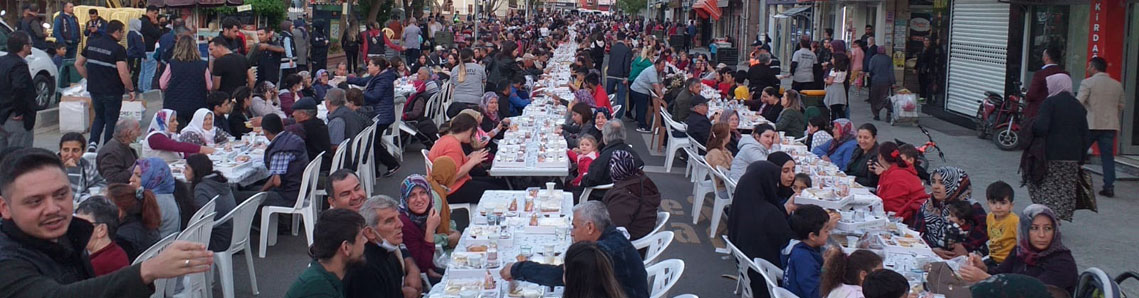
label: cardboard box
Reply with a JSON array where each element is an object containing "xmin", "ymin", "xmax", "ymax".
[{"xmin": 60, "ymin": 96, "xmax": 94, "ymax": 133}]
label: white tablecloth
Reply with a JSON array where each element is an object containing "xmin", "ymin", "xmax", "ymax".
[{"xmin": 427, "ymin": 190, "xmax": 573, "ymax": 298}]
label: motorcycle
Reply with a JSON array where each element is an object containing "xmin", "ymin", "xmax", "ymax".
[{"xmin": 976, "ymin": 81, "xmax": 1026, "ymax": 151}]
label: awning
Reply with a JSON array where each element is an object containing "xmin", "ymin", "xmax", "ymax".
[
  {"xmin": 692, "ymin": 0, "xmax": 721, "ymax": 20},
  {"xmin": 774, "ymin": 6, "xmax": 811, "ymax": 18}
]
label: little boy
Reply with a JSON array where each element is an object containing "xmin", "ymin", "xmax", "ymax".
[
  {"xmin": 984, "ymin": 181, "xmax": 1018, "ymax": 271},
  {"xmin": 862, "ymin": 269, "xmax": 910, "ymax": 298},
  {"xmin": 782, "ymin": 204, "xmax": 831, "ymax": 298},
  {"xmin": 52, "ymin": 42, "xmax": 68, "ymax": 69}
]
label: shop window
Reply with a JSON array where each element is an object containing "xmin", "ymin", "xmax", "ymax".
[{"xmin": 1024, "ymin": 5, "xmax": 1089, "ymax": 89}]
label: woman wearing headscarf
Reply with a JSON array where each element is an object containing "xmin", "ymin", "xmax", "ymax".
[
  {"xmin": 911, "ymin": 166, "xmax": 989, "ymax": 260},
  {"xmin": 728, "ymin": 161, "xmax": 794, "ymax": 298},
  {"xmin": 813, "ymin": 119, "xmax": 858, "ymax": 171},
  {"xmin": 143, "ymin": 109, "xmax": 214, "ymax": 163},
  {"xmin": 130, "ymin": 157, "xmax": 185, "ymax": 238},
  {"xmin": 399, "ymin": 175, "xmax": 458, "ymax": 282},
  {"xmin": 179, "ymin": 109, "xmax": 229, "ymax": 146},
  {"xmin": 1021, "ymin": 73, "xmax": 1089, "ymax": 221},
  {"xmin": 767, "ymin": 152, "xmax": 797, "ymax": 207},
  {"xmin": 478, "ymin": 92, "xmax": 507, "ymax": 137},
  {"xmin": 959, "ymin": 204, "xmax": 1078, "ymax": 292},
  {"xmin": 427, "ymin": 157, "xmax": 459, "ymax": 231},
  {"xmin": 602, "ymin": 150, "xmax": 661, "ymax": 240}
]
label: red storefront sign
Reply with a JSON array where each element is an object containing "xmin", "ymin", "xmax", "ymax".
[{"xmin": 1088, "ymin": 0, "xmax": 1126, "ymax": 79}]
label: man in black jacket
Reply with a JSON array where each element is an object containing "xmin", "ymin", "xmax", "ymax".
[
  {"xmin": 685, "ymin": 95, "xmax": 713, "ymax": 147},
  {"xmin": 139, "ymin": 6, "xmax": 162, "ymax": 53},
  {"xmin": 289, "ymin": 98, "xmax": 333, "ymax": 171},
  {"xmin": 0, "ymin": 148, "xmax": 215, "ymax": 298},
  {"xmin": 0, "ymin": 32, "xmax": 38, "ymax": 149},
  {"xmin": 606, "ymin": 32, "xmax": 633, "ymax": 118},
  {"xmin": 748, "ymin": 53, "xmax": 781, "ymax": 96}
]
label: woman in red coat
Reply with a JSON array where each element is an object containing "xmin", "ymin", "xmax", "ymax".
[{"xmin": 873, "ymin": 141, "xmax": 929, "ymax": 223}]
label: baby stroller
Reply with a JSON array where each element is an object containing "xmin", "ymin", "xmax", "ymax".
[{"xmin": 1073, "ymin": 267, "xmax": 1138, "ymax": 298}]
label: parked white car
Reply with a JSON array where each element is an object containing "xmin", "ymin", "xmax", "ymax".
[{"xmin": 0, "ymin": 19, "xmax": 60, "ymax": 110}]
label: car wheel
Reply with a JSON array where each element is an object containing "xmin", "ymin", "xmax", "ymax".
[{"xmin": 34, "ymin": 73, "xmax": 56, "ymax": 110}]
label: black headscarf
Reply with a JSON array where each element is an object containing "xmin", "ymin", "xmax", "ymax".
[
  {"xmin": 766, "ymin": 151, "xmax": 795, "ymax": 203},
  {"xmin": 727, "ymin": 161, "xmax": 793, "ymax": 298}
]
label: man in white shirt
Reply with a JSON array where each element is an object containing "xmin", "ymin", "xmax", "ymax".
[{"xmin": 789, "ymin": 39, "xmax": 817, "ymax": 91}]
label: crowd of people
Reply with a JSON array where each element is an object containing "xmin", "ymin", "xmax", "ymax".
[{"xmin": 0, "ymin": 3, "xmax": 1128, "ymax": 298}]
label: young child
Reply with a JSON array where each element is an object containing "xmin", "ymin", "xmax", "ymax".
[
  {"xmin": 861, "ymin": 269, "xmax": 910, "ymax": 298},
  {"xmin": 52, "ymin": 42, "xmax": 67, "ymax": 69},
  {"xmin": 567, "ymin": 135, "xmax": 599, "ymax": 187},
  {"xmin": 733, "ymin": 72, "xmax": 752, "ymax": 101},
  {"xmin": 896, "ymin": 144, "xmax": 929, "ymax": 183},
  {"xmin": 785, "ymin": 173, "xmax": 813, "ymax": 214},
  {"xmin": 942, "ymin": 200, "xmax": 977, "ymax": 249},
  {"xmin": 984, "ymin": 181, "xmax": 1018, "ymax": 271},
  {"xmin": 783, "ymin": 204, "xmax": 832, "ymax": 298}
]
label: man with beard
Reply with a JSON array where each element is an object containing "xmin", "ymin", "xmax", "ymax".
[{"xmin": 283, "ymin": 208, "xmax": 368, "ymax": 298}]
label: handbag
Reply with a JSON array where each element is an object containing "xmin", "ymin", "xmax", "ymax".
[
  {"xmin": 926, "ymin": 262, "xmax": 972, "ymax": 298},
  {"xmin": 1075, "ymin": 168, "xmax": 1098, "ymax": 212}
]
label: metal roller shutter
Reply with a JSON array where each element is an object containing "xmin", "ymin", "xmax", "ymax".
[{"xmin": 944, "ymin": 0, "xmax": 1010, "ymax": 116}]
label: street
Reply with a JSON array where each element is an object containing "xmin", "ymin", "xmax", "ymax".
[{"xmin": 30, "ymin": 87, "xmax": 1139, "ymax": 297}]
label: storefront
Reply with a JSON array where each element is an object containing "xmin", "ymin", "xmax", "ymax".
[{"xmin": 1113, "ymin": 1, "xmax": 1138, "ymax": 154}]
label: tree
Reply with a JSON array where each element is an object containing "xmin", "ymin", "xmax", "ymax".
[{"xmin": 615, "ymin": 0, "xmax": 646, "ymax": 15}]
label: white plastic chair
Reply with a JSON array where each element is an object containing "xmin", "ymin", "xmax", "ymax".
[
  {"xmin": 329, "ymin": 139, "xmax": 351, "ymax": 173},
  {"xmin": 437, "ymin": 82, "xmax": 454, "ymax": 123},
  {"xmin": 381, "ymin": 102, "xmax": 406, "ymax": 161},
  {"xmin": 421, "ymin": 149, "xmax": 433, "ymax": 175},
  {"xmin": 188, "ymin": 196, "xmax": 218, "ymax": 226},
  {"xmin": 708, "ymin": 166, "xmax": 737, "ymax": 239},
  {"xmin": 212, "ymin": 193, "xmax": 266, "ymax": 298},
  {"xmin": 684, "ymin": 135, "xmax": 708, "ymax": 178},
  {"xmin": 174, "ymin": 212, "xmax": 216, "ymax": 298},
  {"xmin": 646, "ymin": 259, "xmax": 686, "ymax": 298},
  {"xmin": 607, "ymin": 93, "xmax": 616, "ymax": 107},
  {"xmin": 686, "ymin": 148, "xmax": 715, "ymax": 226},
  {"xmin": 579, "ymin": 183, "xmax": 614, "ymax": 203},
  {"xmin": 611, "ymin": 105, "xmax": 623, "ymax": 117},
  {"xmin": 647, "ymin": 211, "xmax": 670, "ymax": 240},
  {"xmin": 723, "ymin": 235, "xmax": 786, "ymax": 298},
  {"xmin": 632, "ymin": 231, "xmax": 674, "ymax": 266},
  {"xmin": 353, "ymin": 125, "xmax": 377, "ymax": 196},
  {"xmin": 422, "ymin": 93, "xmax": 441, "ymax": 126},
  {"xmin": 259, "ymin": 152, "xmax": 324, "ymax": 258},
  {"xmin": 133, "ymin": 234, "xmax": 177, "ymax": 298},
  {"xmin": 659, "ymin": 107, "xmax": 689, "ymax": 173},
  {"xmin": 673, "ymin": 295, "xmax": 699, "ymax": 298}
]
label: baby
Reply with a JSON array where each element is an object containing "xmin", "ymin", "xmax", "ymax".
[
  {"xmin": 942, "ymin": 200, "xmax": 976, "ymax": 249},
  {"xmin": 567, "ymin": 135, "xmax": 599, "ymax": 187}
]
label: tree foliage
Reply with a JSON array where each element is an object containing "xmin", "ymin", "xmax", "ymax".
[
  {"xmin": 615, "ymin": 0, "xmax": 646, "ymax": 15},
  {"xmin": 207, "ymin": 0, "xmax": 287, "ymax": 27}
]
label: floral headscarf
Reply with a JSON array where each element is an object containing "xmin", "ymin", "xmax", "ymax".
[
  {"xmin": 827, "ymin": 118, "xmax": 855, "ymax": 156},
  {"xmin": 399, "ymin": 175, "xmax": 434, "ymax": 229},
  {"xmin": 1017, "ymin": 204, "xmax": 1068, "ymax": 266},
  {"xmin": 573, "ymin": 89, "xmax": 596, "ymax": 108},
  {"xmin": 479, "ymin": 92, "xmax": 500, "ymax": 122},
  {"xmin": 133, "ymin": 157, "xmax": 176, "ymax": 195},
  {"xmin": 147, "ymin": 109, "xmax": 177, "ymax": 138},
  {"xmin": 920, "ymin": 166, "xmax": 973, "ymax": 248}
]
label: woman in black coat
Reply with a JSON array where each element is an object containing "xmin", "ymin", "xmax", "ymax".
[
  {"xmin": 1021, "ymin": 73, "xmax": 1088, "ymax": 221},
  {"xmin": 727, "ymin": 161, "xmax": 793, "ymax": 298}
]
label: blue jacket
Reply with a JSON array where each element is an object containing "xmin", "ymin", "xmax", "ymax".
[
  {"xmin": 346, "ymin": 69, "xmax": 397, "ymax": 125},
  {"xmin": 157, "ymin": 32, "xmax": 175, "ymax": 62},
  {"xmin": 811, "ymin": 139, "xmax": 858, "ymax": 171},
  {"xmin": 781, "ymin": 241, "xmax": 823, "ymax": 298},
  {"xmin": 53, "ymin": 14, "xmax": 81, "ymax": 44},
  {"xmin": 508, "ymin": 86, "xmax": 531, "ymax": 115},
  {"xmin": 511, "ymin": 227, "xmax": 649, "ymax": 298},
  {"xmin": 127, "ymin": 31, "xmax": 146, "ymax": 59}
]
